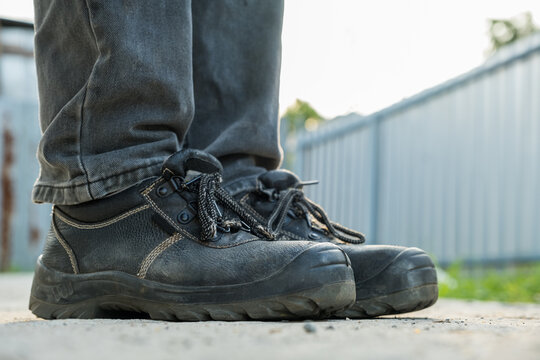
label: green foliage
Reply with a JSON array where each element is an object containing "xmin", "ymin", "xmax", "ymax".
[
  {"xmin": 280, "ymin": 99, "xmax": 325, "ymax": 169},
  {"xmin": 439, "ymin": 262, "xmax": 540, "ymax": 303},
  {"xmin": 6, "ymin": 265, "xmax": 24, "ymax": 272},
  {"xmin": 282, "ymin": 99, "xmax": 324, "ymax": 134},
  {"xmin": 487, "ymin": 12, "xmax": 538, "ymax": 56}
]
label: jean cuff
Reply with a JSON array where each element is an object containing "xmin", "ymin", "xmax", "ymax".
[{"xmin": 32, "ymin": 161, "xmax": 163, "ymax": 205}]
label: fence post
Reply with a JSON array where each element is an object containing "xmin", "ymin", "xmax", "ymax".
[{"xmin": 369, "ymin": 117, "xmax": 381, "ymax": 244}]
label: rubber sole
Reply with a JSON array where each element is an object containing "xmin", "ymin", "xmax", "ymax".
[
  {"xmin": 335, "ymin": 247, "xmax": 438, "ymax": 318},
  {"xmin": 29, "ymin": 245, "xmax": 356, "ymax": 321},
  {"xmin": 335, "ymin": 283, "xmax": 438, "ymax": 318}
]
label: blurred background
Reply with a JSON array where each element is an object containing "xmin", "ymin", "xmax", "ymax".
[{"xmin": 0, "ymin": 0, "xmax": 539, "ymax": 303}]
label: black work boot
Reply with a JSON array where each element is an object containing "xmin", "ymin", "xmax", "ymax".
[
  {"xmin": 228, "ymin": 169, "xmax": 438, "ymax": 318},
  {"xmin": 29, "ymin": 151, "xmax": 356, "ymax": 321}
]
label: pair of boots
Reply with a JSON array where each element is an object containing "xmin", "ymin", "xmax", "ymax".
[{"xmin": 30, "ymin": 150, "xmax": 438, "ymax": 321}]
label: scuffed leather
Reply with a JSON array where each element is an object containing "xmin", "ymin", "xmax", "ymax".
[
  {"xmin": 340, "ymin": 245, "xmax": 437, "ymax": 298},
  {"xmin": 41, "ymin": 150, "xmax": 323, "ymax": 288},
  {"xmin": 146, "ymin": 239, "xmax": 314, "ymax": 286},
  {"xmin": 237, "ymin": 170, "xmax": 426, "ymax": 286},
  {"xmin": 41, "ymin": 225, "xmax": 75, "ymax": 274},
  {"xmin": 339, "ymin": 245, "xmax": 409, "ymax": 283},
  {"xmin": 54, "ymin": 207, "xmax": 170, "ymax": 275}
]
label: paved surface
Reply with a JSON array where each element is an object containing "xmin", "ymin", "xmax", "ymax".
[{"xmin": 1, "ymin": 273, "xmax": 539, "ymax": 360}]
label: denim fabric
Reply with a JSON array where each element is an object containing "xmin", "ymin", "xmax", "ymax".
[
  {"xmin": 188, "ymin": 0, "xmax": 284, "ymax": 181},
  {"xmin": 33, "ymin": 0, "xmax": 283, "ymax": 205}
]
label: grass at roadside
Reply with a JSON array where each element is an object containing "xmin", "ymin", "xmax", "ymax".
[{"xmin": 438, "ymin": 262, "xmax": 540, "ymax": 303}]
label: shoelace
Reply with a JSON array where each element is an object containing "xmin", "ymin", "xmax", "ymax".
[
  {"xmin": 173, "ymin": 173, "xmax": 273, "ymax": 241},
  {"xmin": 266, "ymin": 187, "xmax": 366, "ymax": 244}
]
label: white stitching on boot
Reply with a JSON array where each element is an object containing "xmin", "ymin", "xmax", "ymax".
[
  {"xmin": 51, "ymin": 210, "xmax": 80, "ymax": 274},
  {"xmin": 137, "ymin": 233, "xmax": 182, "ymax": 279},
  {"xmin": 54, "ymin": 204, "xmax": 150, "ymax": 229}
]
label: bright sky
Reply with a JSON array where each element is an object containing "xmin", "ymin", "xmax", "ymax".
[
  {"xmin": 1, "ymin": 0, "xmax": 539, "ymax": 118},
  {"xmin": 281, "ymin": 0, "xmax": 540, "ymax": 117}
]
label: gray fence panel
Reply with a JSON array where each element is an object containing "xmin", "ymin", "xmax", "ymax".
[
  {"xmin": 2, "ymin": 22, "xmax": 540, "ymax": 269},
  {"xmin": 293, "ymin": 33, "xmax": 540, "ymax": 265},
  {"xmin": 298, "ymin": 117, "xmax": 375, "ymax": 239},
  {"xmin": 0, "ymin": 21, "xmax": 50, "ymax": 271},
  {"xmin": 0, "ymin": 98, "xmax": 51, "ymax": 271}
]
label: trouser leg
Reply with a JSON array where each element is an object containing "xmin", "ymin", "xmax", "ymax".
[
  {"xmin": 33, "ymin": 0, "xmax": 194, "ymax": 205},
  {"xmin": 188, "ymin": 0, "xmax": 285, "ymax": 183}
]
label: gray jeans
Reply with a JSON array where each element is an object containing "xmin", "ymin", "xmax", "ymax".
[{"xmin": 32, "ymin": 0, "xmax": 284, "ymax": 205}]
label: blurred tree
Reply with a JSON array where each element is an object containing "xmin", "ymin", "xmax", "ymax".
[
  {"xmin": 487, "ymin": 12, "xmax": 538, "ymax": 56},
  {"xmin": 280, "ymin": 99, "xmax": 325, "ymax": 169},
  {"xmin": 282, "ymin": 99, "xmax": 325, "ymax": 134}
]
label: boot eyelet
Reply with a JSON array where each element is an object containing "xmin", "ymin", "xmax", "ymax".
[
  {"xmin": 177, "ymin": 210, "xmax": 192, "ymax": 224},
  {"xmin": 208, "ymin": 230, "xmax": 222, "ymax": 242},
  {"xmin": 157, "ymin": 185, "xmax": 169, "ymax": 197},
  {"xmin": 308, "ymin": 232, "xmax": 320, "ymax": 240}
]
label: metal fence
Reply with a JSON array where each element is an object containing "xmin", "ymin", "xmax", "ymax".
[
  {"xmin": 1, "ymin": 18, "xmax": 540, "ymax": 270},
  {"xmin": 291, "ymin": 32, "xmax": 540, "ymax": 266},
  {"xmin": 0, "ymin": 19, "xmax": 50, "ymax": 271}
]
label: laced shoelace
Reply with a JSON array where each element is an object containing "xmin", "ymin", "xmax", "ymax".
[
  {"xmin": 173, "ymin": 172, "xmax": 273, "ymax": 241},
  {"xmin": 265, "ymin": 187, "xmax": 366, "ymax": 244}
]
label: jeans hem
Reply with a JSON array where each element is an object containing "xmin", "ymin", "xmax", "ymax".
[{"xmin": 32, "ymin": 162, "xmax": 163, "ymax": 205}]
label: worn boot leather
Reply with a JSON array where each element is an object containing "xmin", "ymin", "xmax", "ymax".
[
  {"xmin": 229, "ymin": 169, "xmax": 438, "ymax": 318},
  {"xmin": 29, "ymin": 151, "xmax": 356, "ymax": 321}
]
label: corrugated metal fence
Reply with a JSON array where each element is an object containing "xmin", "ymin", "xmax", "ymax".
[
  {"xmin": 292, "ymin": 33, "xmax": 540, "ymax": 266},
  {"xmin": 0, "ymin": 20, "xmax": 50, "ymax": 271},
  {"xmin": 1, "ymin": 20, "xmax": 540, "ymax": 270}
]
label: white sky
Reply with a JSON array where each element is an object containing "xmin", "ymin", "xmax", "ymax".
[
  {"xmin": 1, "ymin": 0, "xmax": 539, "ymax": 118},
  {"xmin": 281, "ymin": 0, "xmax": 540, "ymax": 117}
]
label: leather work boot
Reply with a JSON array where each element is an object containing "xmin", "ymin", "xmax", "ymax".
[
  {"xmin": 29, "ymin": 150, "xmax": 356, "ymax": 321},
  {"xmin": 228, "ymin": 169, "xmax": 438, "ymax": 318}
]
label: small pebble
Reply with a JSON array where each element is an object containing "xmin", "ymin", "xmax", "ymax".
[
  {"xmin": 303, "ymin": 323, "xmax": 317, "ymax": 333},
  {"xmin": 325, "ymin": 325, "xmax": 335, "ymax": 330}
]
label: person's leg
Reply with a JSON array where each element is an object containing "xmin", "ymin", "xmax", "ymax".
[
  {"xmin": 188, "ymin": 0, "xmax": 284, "ymax": 184},
  {"xmin": 187, "ymin": 1, "xmax": 439, "ymax": 318},
  {"xmin": 33, "ymin": 0, "xmax": 194, "ymax": 205},
  {"xmin": 29, "ymin": 0, "xmax": 356, "ymax": 321}
]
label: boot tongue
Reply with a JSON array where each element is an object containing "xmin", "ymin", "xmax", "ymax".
[
  {"xmin": 258, "ymin": 170, "xmax": 301, "ymax": 191},
  {"xmin": 162, "ymin": 149, "xmax": 223, "ymax": 178}
]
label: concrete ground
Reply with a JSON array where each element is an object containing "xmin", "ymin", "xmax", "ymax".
[{"xmin": 1, "ymin": 273, "xmax": 539, "ymax": 360}]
